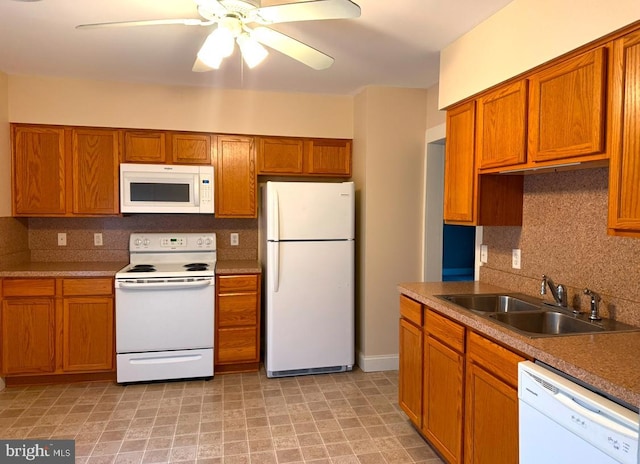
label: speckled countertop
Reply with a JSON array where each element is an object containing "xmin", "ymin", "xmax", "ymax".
[
  {"xmin": 398, "ymin": 281, "xmax": 640, "ymax": 409},
  {"xmin": 0, "ymin": 260, "xmax": 262, "ymax": 277},
  {"xmin": 215, "ymin": 260, "xmax": 261, "ymax": 275},
  {"xmin": 0, "ymin": 261, "xmax": 128, "ymax": 277}
]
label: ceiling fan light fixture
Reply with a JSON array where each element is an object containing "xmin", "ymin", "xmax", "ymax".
[{"xmin": 237, "ymin": 33, "xmax": 268, "ymax": 68}]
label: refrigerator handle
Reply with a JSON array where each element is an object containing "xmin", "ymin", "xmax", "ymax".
[{"xmin": 272, "ymin": 241, "xmax": 280, "ymax": 292}]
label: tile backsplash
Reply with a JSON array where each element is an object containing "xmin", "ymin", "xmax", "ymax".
[
  {"xmin": 480, "ymin": 167, "xmax": 640, "ymax": 326},
  {"xmin": 27, "ymin": 215, "xmax": 258, "ymax": 262}
]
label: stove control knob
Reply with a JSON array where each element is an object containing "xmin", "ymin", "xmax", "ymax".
[
  {"xmin": 197, "ymin": 238, "xmax": 203, "ymax": 246},
  {"xmin": 205, "ymin": 238, "xmax": 212, "ymax": 246},
  {"xmin": 134, "ymin": 238, "xmax": 143, "ymax": 246},
  {"xmin": 143, "ymin": 239, "xmax": 150, "ymax": 246}
]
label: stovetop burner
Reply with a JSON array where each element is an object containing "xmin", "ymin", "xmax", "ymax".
[
  {"xmin": 184, "ymin": 263, "xmax": 210, "ymax": 272},
  {"xmin": 127, "ymin": 264, "xmax": 156, "ymax": 273}
]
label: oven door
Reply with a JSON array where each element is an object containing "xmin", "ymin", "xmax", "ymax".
[{"xmin": 115, "ymin": 277, "xmax": 214, "ymax": 353}]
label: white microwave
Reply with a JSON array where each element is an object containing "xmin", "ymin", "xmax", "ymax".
[{"xmin": 120, "ymin": 163, "xmax": 214, "ymax": 214}]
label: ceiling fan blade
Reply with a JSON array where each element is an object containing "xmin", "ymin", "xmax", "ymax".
[
  {"xmin": 192, "ymin": 56, "xmax": 214, "ymax": 72},
  {"xmin": 251, "ymin": 26, "xmax": 334, "ymax": 70},
  {"xmin": 76, "ymin": 19, "xmax": 206, "ymax": 29},
  {"xmin": 252, "ymin": 0, "xmax": 361, "ymax": 25}
]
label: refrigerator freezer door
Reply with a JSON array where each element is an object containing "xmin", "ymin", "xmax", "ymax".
[
  {"xmin": 265, "ymin": 240, "xmax": 354, "ymax": 376},
  {"xmin": 265, "ymin": 181, "xmax": 355, "ymax": 241}
]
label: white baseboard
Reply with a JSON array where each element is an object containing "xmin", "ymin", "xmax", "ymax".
[{"xmin": 357, "ymin": 352, "xmax": 399, "ymax": 372}]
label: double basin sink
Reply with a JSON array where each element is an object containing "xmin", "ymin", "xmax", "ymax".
[{"xmin": 436, "ymin": 293, "xmax": 640, "ymax": 337}]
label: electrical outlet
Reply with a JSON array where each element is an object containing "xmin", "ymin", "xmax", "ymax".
[
  {"xmin": 480, "ymin": 245, "xmax": 488, "ymax": 264},
  {"xmin": 512, "ymin": 249, "xmax": 521, "ymax": 269},
  {"xmin": 94, "ymin": 233, "xmax": 103, "ymax": 246},
  {"xmin": 57, "ymin": 233, "xmax": 67, "ymax": 246},
  {"xmin": 230, "ymin": 233, "xmax": 239, "ymax": 246}
]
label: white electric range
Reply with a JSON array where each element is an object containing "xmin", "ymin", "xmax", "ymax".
[{"xmin": 115, "ymin": 232, "xmax": 216, "ymax": 383}]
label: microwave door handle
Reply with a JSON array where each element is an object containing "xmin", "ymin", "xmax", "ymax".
[{"xmin": 193, "ymin": 177, "xmax": 200, "ymax": 206}]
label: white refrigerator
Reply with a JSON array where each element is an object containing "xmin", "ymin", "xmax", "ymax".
[{"xmin": 260, "ymin": 181, "xmax": 355, "ymax": 378}]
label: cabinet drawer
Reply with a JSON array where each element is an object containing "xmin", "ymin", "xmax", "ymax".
[
  {"xmin": 218, "ymin": 274, "xmax": 259, "ymax": 293},
  {"xmin": 400, "ymin": 295, "xmax": 423, "ymax": 326},
  {"xmin": 217, "ymin": 327, "xmax": 258, "ymax": 363},
  {"xmin": 425, "ymin": 309, "xmax": 465, "ymax": 353},
  {"xmin": 62, "ymin": 278, "xmax": 113, "ymax": 296},
  {"xmin": 2, "ymin": 279, "xmax": 56, "ymax": 297},
  {"xmin": 467, "ymin": 331, "xmax": 526, "ymax": 388},
  {"xmin": 218, "ymin": 294, "xmax": 258, "ymax": 327}
]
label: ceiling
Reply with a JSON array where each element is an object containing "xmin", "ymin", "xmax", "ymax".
[{"xmin": 0, "ymin": 0, "xmax": 515, "ymax": 96}]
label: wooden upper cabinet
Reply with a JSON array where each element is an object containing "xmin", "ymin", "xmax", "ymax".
[
  {"xmin": 476, "ymin": 79, "xmax": 528, "ymax": 169},
  {"xmin": 529, "ymin": 47, "xmax": 607, "ymax": 163},
  {"xmin": 256, "ymin": 136, "xmax": 351, "ymax": 177},
  {"xmin": 257, "ymin": 137, "xmax": 304, "ymax": 174},
  {"xmin": 170, "ymin": 132, "xmax": 212, "ymax": 164},
  {"xmin": 12, "ymin": 125, "xmax": 66, "ymax": 216},
  {"xmin": 123, "ymin": 130, "xmax": 166, "ymax": 163},
  {"xmin": 214, "ymin": 135, "xmax": 257, "ymax": 218},
  {"xmin": 305, "ymin": 139, "xmax": 352, "ymax": 176},
  {"xmin": 444, "ymin": 101, "xmax": 476, "ymax": 223},
  {"xmin": 608, "ymin": 31, "xmax": 640, "ymax": 236},
  {"xmin": 71, "ymin": 128, "xmax": 120, "ymax": 215}
]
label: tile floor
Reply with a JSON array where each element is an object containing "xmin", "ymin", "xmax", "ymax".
[{"xmin": 0, "ymin": 368, "xmax": 444, "ymax": 464}]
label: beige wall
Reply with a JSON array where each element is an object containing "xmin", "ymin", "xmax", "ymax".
[
  {"xmin": 353, "ymin": 86, "xmax": 427, "ymax": 370},
  {"xmin": 0, "ymin": 72, "xmax": 10, "ymax": 217},
  {"xmin": 439, "ymin": 0, "xmax": 640, "ymax": 108},
  {"xmin": 8, "ymin": 75, "xmax": 353, "ymax": 138},
  {"xmin": 425, "ymin": 83, "xmax": 445, "ymax": 130}
]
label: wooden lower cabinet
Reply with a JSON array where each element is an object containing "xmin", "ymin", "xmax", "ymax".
[
  {"xmin": 1, "ymin": 297, "xmax": 56, "ymax": 375},
  {"xmin": 464, "ymin": 331, "xmax": 525, "ymax": 464},
  {"xmin": 215, "ymin": 274, "xmax": 261, "ymax": 373},
  {"xmin": 62, "ymin": 296, "xmax": 114, "ymax": 372},
  {"xmin": 423, "ymin": 310, "xmax": 465, "ymax": 464},
  {"xmin": 398, "ymin": 295, "xmax": 528, "ymax": 464},
  {"xmin": 0, "ymin": 277, "xmax": 115, "ymax": 380},
  {"xmin": 398, "ymin": 308, "xmax": 423, "ymax": 427}
]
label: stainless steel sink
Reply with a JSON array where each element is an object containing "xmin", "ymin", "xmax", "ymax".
[
  {"xmin": 437, "ymin": 292, "xmax": 640, "ymax": 337},
  {"xmin": 437, "ymin": 293, "xmax": 543, "ymax": 313},
  {"xmin": 488, "ymin": 311, "xmax": 604, "ymax": 336}
]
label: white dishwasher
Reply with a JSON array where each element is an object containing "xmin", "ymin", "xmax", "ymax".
[{"xmin": 518, "ymin": 361, "xmax": 638, "ymax": 464}]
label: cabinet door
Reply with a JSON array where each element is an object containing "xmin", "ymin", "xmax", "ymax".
[
  {"xmin": 529, "ymin": 47, "xmax": 606, "ymax": 162},
  {"xmin": 62, "ymin": 297, "xmax": 114, "ymax": 372},
  {"xmin": 464, "ymin": 362, "xmax": 519, "ymax": 464},
  {"xmin": 423, "ymin": 335, "xmax": 464, "ymax": 464},
  {"xmin": 305, "ymin": 139, "xmax": 352, "ymax": 176},
  {"xmin": 1, "ymin": 298, "xmax": 56, "ymax": 374},
  {"xmin": 476, "ymin": 80, "xmax": 528, "ymax": 169},
  {"xmin": 444, "ymin": 101, "xmax": 476, "ymax": 223},
  {"xmin": 214, "ymin": 135, "xmax": 257, "ymax": 218},
  {"xmin": 12, "ymin": 125, "xmax": 66, "ymax": 216},
  {"xmin": 124, "ymin": 130, "xmax": 166, "ymax": 163},
  {"xmin": 399, "ymin": 318, "xmax": 423, "ymax": 427},
  {"xmin": 171, "ymin": 133, "xmax": 212, "ymax": 164},
  {"xmin": 257, "ymin": 137, "xmax": 304, "ymax": 174},
  {"xmin": 217, "ymin": 327, "xmax": 258, "ymax": 363},
  {"xmin": 72, "ymin": 128, "xmax": 120, "ymax": 215},
  {"xmin": 609, "ymin": 30, "xmax": 640, "ymax": 235}
]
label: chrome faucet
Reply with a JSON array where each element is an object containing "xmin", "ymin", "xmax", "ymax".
[
  {"xmin": 583, "ymin": 288, "xmax": 602, "ymax": 321},
  {"xmin": 540, "ymin": 274, "xmax": 568, "ymax": 308}
]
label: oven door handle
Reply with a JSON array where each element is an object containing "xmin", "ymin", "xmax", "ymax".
[{"xmin": 117, "ymin": 279, "xmax": 213, "ymax": 290}]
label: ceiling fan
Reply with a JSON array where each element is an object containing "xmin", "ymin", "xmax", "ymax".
[{"xmin": 76, "ymin": 0, "xmax": 361, "ymax": 71}]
